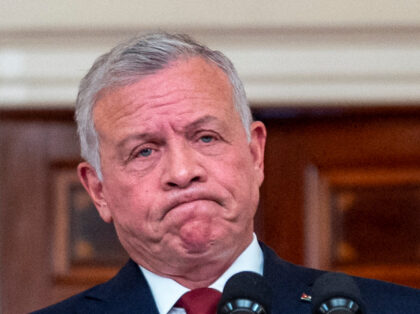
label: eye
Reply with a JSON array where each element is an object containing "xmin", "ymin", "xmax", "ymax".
[
  {"xmin": 137, "ymin": 147, "xmax": 153, "ymax": 157},
  {"xmin": 200, "ymin": 135, "xmax": 214, "ymax": 143}
]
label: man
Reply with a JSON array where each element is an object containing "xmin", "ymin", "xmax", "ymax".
[{"xmin": 34, "ymin": 33, "xmax": 420, "ymax": 313}]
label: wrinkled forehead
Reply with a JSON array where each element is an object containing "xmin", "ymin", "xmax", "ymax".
[
  {"xmin": 92, "ymin": 57, "xmax": 235, "ymax": 121},
  {"xmin": 97, "ymin": 56, "xmax": 232, "ymax": 102}
]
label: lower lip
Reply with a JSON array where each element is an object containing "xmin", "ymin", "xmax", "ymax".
[
  {"xmin": 170, "ymin": 199, "xmax": 215, "ymax": 215},
  {"xmin": 175, "ymin": 199, "xmax": 205, "ymax": 209}
]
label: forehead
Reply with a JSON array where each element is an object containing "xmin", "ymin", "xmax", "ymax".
[{"xmin": 93, "ymin": 57, "xmax": 236, "ymax": 129}]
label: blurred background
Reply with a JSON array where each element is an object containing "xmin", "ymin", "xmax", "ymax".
[{"xmin": 1, "ymin": 1, "xmax": 420, "ymax": 313}]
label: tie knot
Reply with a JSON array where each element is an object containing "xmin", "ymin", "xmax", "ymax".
[{"xmin": 176, "ymin": 287, "xmax": 222, "ymax": 314}]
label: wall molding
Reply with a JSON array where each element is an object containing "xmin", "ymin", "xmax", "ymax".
[{"xmin": 1, "ymin": 27, "xmax": 420, "ymax": 108}]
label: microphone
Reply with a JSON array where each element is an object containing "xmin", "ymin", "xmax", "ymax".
[
  {"xmin": 217, "ymin": 271, "xmax": 272, "ymax": 314},
  {"xmin": 311, "ymin": 272, "xmax": 366, "ymax": 314}
]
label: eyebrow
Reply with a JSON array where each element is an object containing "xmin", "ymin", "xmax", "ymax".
[
  {"xmin": 184, "ymin": 115, "xmax": 219, "ymax": 132},
  {"xmin": 116, "ymin": 115, "xmax": 221, "ymax": 149},
  {"xmin": 117, "ymin": 133, "xmax": 155, "ymax": 151}
]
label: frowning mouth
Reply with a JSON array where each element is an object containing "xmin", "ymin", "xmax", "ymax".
[{"xmin": 161, "ymin": 191, "xmax": 223, "ymax": 219}]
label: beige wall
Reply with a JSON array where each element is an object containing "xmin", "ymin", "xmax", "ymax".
[
  {"xmin": 2, "ymin": 0, "xmax": 420, "ymax": 29},
  {"xmin": 1, "ymin": 1, "xmax": 420, "ymax": 107}
]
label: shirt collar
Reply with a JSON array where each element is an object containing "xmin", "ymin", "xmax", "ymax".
[{"xmin": 139, "ymin": 234, "xmax": 264, "ymax": 314}]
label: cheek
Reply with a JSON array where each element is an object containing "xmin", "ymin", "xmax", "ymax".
[
  {"xmin": 229, "ymin": 149, "xmax": 257, "ymax": 183},
  {"xmin": 214, "ymin": 152, "xmax": 259, "ymax": 204},
  {"xmin": 102, "ymin": 175, "xmax": 149, "ymax": 220}
]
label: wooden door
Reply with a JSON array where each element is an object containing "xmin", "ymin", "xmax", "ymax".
[
  {"xmin": 2, "ymin": 107, "xmax": 420, "ymax": 314},
  {"xmin": 257, "ymin": 107, "xmax": 420, "ymax": 288}
]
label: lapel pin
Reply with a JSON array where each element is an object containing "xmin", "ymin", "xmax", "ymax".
[{"xmin": 300, "ymin": 292, "xmax": 312, "ymax": 302}]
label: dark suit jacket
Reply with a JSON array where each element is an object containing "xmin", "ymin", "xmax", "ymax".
[{"xmin": 32, "ymin": 243, "xmax": 420, "ymax": 313}]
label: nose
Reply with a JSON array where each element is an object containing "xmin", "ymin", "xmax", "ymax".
[{"xmin": 161, "ymin": 142, "xmax": 207, "ymax": 190}]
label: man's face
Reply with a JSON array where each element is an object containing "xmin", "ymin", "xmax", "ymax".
[{"xmin": 79, "ymin": 57, "xmax": 266, "ymax": 280}]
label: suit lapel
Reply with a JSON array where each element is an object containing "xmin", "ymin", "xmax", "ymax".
[
  {"xmin": 261, "ymin": 243, "xmax": 322, "ymax": 314},
  {"xmin": 81, "ymin": 243, "xmax": 320, "ymax": 314},
  {"xmin": 83, "ymin": 260, "xmax": 159, "ymax": 314}
]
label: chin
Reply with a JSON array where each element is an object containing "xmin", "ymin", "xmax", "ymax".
[{"xmin": 180, "ymin": 236, "xmax": 216, "ymax": 254}]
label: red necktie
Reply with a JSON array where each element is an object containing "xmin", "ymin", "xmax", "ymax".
[{"xmin": 175, "ymin": 287, "xmax": 222, "ymax": 314}]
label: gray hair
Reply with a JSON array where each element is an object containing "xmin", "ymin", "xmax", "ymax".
[{"xmin": 75, "ymin": 32, "xmax": 252, "ymax": 179}]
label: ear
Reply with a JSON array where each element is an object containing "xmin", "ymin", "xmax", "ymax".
[
  {"xmin": 77, "ymin": 162, "xmax": 113, "ymax": 223},
  {"xmin": 249, "ymin": 121, "xmax": 267, "ymax": 186}
]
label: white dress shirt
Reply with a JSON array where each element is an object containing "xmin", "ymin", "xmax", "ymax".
[{"xmin": 140, "ymin": 234, "xmax": 264, "ymax": 314}]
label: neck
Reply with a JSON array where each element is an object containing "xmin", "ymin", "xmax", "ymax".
[
  {"xmin": 170, "ymin": 256, "xmax": 238, "ymax": 289},
  {"xmin": 139, "ymin": 234, "xmax": 254, "ymax": 289}
]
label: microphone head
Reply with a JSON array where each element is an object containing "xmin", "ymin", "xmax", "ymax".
[
  {"xmin": 218, "ymin": 271, "xmax": 272, "ymax": 314},
  {"xmin": 311, "ymin": 272, "xmax": 366, "ymax": 314}
]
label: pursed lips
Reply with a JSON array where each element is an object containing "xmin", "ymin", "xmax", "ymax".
[{"xmin": 161, "ymin": 191, "xmax": 223, "ymax": 219}]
